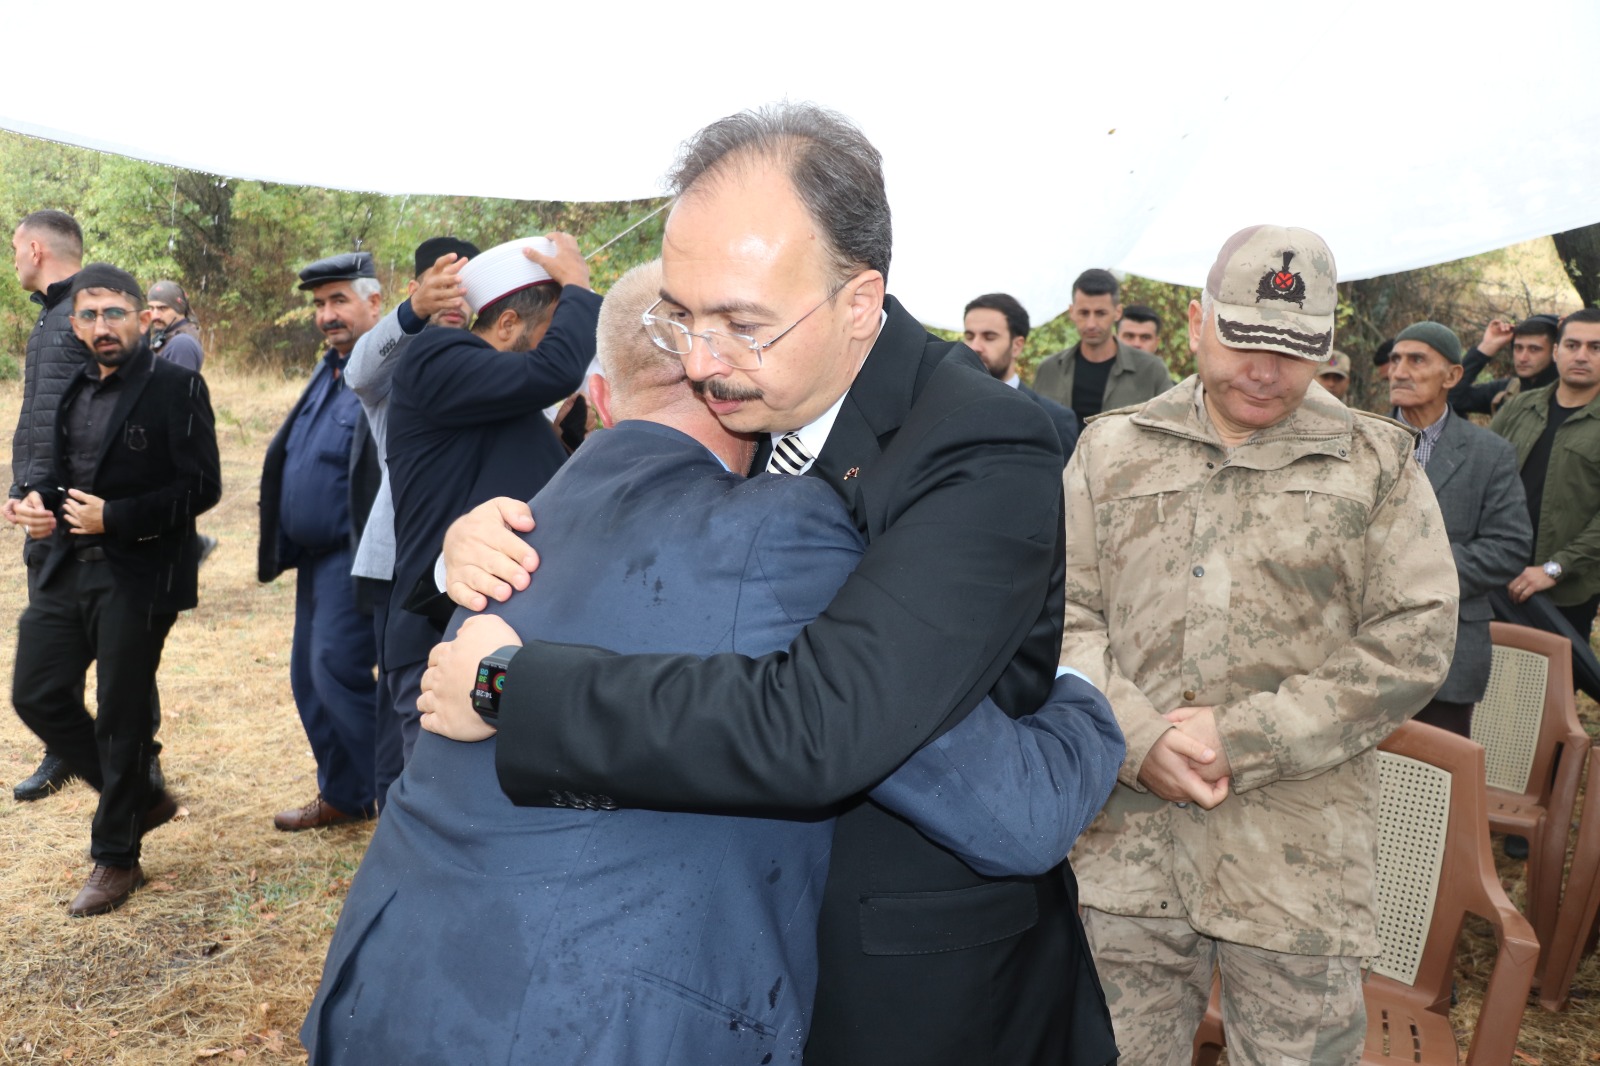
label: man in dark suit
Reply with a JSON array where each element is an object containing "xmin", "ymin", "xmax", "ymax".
[
  {"xmin": 304, "ymin": 260, "xmax": 1121, "ymax": 1065},
  {"xmin": 963, "ymin": 292, "xmax": 1080, "ymax": 461},
  {"xmin": 421, "ymin": 104, "xmax": 1117, "ymax": 1066},
  {"xmin": 1390, "ymin": 320, "xmax": 1532, "ymax": 735},
  {"xmin": 379, "ymin": 235, "xmax": 598, "ymax": 763},
  {"xmin": 257, "ymin": 253, "xmax": 385, "ymax": 830},
  {"xmin": 11, "ymin": 263, "xmax": 220, "ymax": 915}
]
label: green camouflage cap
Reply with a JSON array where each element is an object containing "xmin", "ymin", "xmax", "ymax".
[{"xmin": 1206, "ymin": 225, "xmax": 1337, "ymax": 361}]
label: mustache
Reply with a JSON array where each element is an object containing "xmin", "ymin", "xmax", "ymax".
[
  {"xmin": 319, "ymin": 318, "xmax": 349, "ymax": 333},
  {"xmin": 691, "ymin": 377, "xmax": 764, "ymax": 403}
]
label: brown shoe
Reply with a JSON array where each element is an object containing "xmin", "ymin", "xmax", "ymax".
[
  {"xmin": 142, "ymin": 790, "xmax": 179, "ymax": 837},
  {"xmin": 273, "ymin": 794, "xmax": 365, "ymax": 832},
  {"xmin": 69, "ymin": 863, "xmax": 145, "ymax": 917}
]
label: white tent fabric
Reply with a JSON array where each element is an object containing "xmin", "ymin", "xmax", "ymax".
[{"xmin": 5, "ymin": 0, "xmax": 1600, "ymax": 329}]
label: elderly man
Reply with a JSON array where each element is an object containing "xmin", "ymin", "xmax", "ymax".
[
  {"xmin": 1062, "ymin": 225, "xmax": 1457, "ymax": 1065},
  {"xmin": 302, "ymin": 259, "xmax": 1121, "ymax": 1065},
  {"xmin": 257, "ymin": 252, "xmax": 384, "ymax": 830},
  {"xmin": 11, "ymin": 264, "xmax": 219, "ymax": 915},
  {"xmin": 1388, "ymin": 321, "xmax": 1531, "ymax": 735},
  {"xmin": 420, "ymin": 104, "xmax": 1118, "ymax": 1066}
]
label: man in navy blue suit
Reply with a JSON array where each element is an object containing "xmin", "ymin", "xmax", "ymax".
[
  {"xmin": 301, "ymin": 261, "xmax": 1122, "ymax": 1065},
  {"xmin": 379, "ymin": 234, "xmax": 599, "ymax": 769}
]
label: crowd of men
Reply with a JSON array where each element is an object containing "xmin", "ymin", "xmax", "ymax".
[{"xmin": 6, "ymin": 101, "xmax": 1599, "ymax": 1065}]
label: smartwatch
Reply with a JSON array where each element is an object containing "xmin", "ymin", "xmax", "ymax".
[
  {"xmin": 471, "ymin": 645, "xmax": 521, "ymax": 724},
  {"xmin": 1543, "ymin": 560, "xmax": 1564, "ymax": 581}
]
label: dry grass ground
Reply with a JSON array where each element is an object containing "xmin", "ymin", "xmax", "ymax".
[{"xmin": 0, "ymin": 368, "xmax": 1596, "ymax": 1063}]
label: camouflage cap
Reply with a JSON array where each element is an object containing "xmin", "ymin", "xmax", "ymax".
[
  {"xmin": 1205, "ymin": 225, "xmax": 1337, "ymax": 361},
  {"xmin": 1319, "ymin": 349, "xmax": 1351, "ymax": 377}
]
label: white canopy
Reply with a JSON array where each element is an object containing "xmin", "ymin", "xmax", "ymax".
[{"xmin": 6, "ymin": 0, "xmax": 1599, "ymax": 328}]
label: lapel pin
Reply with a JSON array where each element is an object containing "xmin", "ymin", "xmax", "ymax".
[{"xmin": 843, "ymin": 467, "xmax": 860, "ymax": 481}]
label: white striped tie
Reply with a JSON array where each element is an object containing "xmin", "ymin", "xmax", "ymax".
[{"xmin": 767, "ymin": 432, "xmax": 813, "ymax": 475}]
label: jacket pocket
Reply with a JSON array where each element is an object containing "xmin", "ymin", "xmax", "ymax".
[
  {"xmin": 631, "ymin": 968, "xmax": 779, "ymax": 1038},
  {"xmin": 859, "ymin": 880, "xmax": 1039, "ymax": 956}
]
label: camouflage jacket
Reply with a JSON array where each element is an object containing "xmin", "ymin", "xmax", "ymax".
[{"xmin": 1062, "ymin": 377, "xmax": 1457, "ymax": 956}]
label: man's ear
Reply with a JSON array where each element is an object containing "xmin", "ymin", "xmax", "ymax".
[
  {"xmin": 407, "ymin": 279, "xmax": 420, "ymax": 298},
  {"xmin": 1187, "ymin": 299, "xmax": 1204, "ymax": 354},
  {"xmin": 1443, "ymin": 362, "xmax": 1465, "ymax": 389},
  {"xmin": 367, "ymin": 292, "xmax": 383, "ymax": 314},
  {"xmin": 843, "ymin": 270, "xmax": 885, "ymax": 342},
  {"xmin": 495, "ymin": 308, "xmax": 521, "ymax": 344},
  {"xmin": 1008, "ymin": 334, "xmax": 1027, "ymax": 361},
  {"xmin": 139, "ymin": 308, "xmax": 154, "ymax": 335},
  {"xmin": 589, "ymin": 373, "xmax": 615, "ymax": 428}
]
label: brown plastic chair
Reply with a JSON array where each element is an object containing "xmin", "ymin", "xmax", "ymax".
[
  {"xmin": 1539, "ymin": 746, "xmax": 1600, "ymax": 1011},
  {"xmin": 1473, "ymin": 621, "xmax": 1588, "ymax": 975},
  {"xmin": 1193, "ymin": 722, "xmax": 1539, "ymax": 1066}
]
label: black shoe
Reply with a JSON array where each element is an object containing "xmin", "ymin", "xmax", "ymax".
[
  {"xmin": 13, "ymin": 752, "xmax": 77, "ymax": 802},
  {"xmin": 1504, "ymin": 834, "xmax": 1530, "ymax": 860}
]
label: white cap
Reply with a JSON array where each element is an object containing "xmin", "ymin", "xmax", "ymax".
[{"xmin": 460, "ymin": 237, "xmax": 557, "ymax": 314}]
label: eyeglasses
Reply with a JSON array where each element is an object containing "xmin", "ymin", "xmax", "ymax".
[
  {"xmin": 73, "ymin": 307, "xmax": 133, "ymax": 325},
  {"xmin": 642, "ymin": 280, "xmax": 849, "ymax": 371}
]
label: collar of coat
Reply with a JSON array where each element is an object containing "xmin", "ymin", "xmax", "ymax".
[{"xmin": 1122, "ymin": 374, "xmax": 1395, "ymax": 471}]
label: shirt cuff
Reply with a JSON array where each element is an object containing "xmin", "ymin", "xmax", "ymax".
[
  {"xmin": 434, "ymin": 551, "xmax": 447, "ymax": 593},
  {"xmin": 397, "ymin": 299, "xmax": 424, "ymax": 335}
]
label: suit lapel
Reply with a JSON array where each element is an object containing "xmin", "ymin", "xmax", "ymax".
[
  {"xmin": 92, "ymin": 350, "xmax": 155, "ymax": 479},
  {"xmin": 1425, "ymin": 412, "xmax": 1465, "ymax": 495}
]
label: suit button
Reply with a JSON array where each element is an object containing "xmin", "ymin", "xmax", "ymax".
[
  {"xmin": 1183, "ymin": 690, "xmax": 1196, "ymax": 702},
  {"xmin": 1192, "ymin": 565, "xmax": 1204, "ymax": 578}
]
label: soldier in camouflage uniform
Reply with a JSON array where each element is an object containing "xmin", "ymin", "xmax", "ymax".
[{"xmin": 1061, "ymin": 225, "xmax": 1458, "ymax": 1066}]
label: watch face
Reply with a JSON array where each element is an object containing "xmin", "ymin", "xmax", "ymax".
[{"xmin": 472, "ymin": 662, "xmax": 508, "ymax": 712}]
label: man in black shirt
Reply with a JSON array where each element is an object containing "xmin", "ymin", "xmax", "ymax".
[
  {"xmin": 10, "ymin": 264, "xmax": 220, "ymax": 916},
  {"xmin": 1030, "ymin": 269, "xmax": 1172, "ymax": 421}
]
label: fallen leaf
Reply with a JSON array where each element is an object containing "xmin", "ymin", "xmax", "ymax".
[
  {"xmin": 62, "ymin": 1049, "xmax": 76, "ymax": 1060},
  {"xmin": 1514, "ymin": 1052, "xmax": 1541, "ymax": 1065},
  {"xmin": 264, "ymin": 1029, "xmax": 285, "ymax": 1053},
  {"xmin": 148, "ymin": 881, "xmax": 176, "ymax": 892},
  {"xmin": 229, "ymin": 1051, "xmax": 246, "ymax": 1061},
  {"xmin": 196, "ymin": 1049, "xmax": 228, "ymax": 1059},
  {"xmin": 175, "ymin": 805, "xmax": 191, "ymax": 820},
  {"xmin": 108, "ymin": 1030, "xmax": 119, "ymax": 1038},
  {"xmin": 258, "ymin": 1003, "xmax": 269, "ymax": 1016}
]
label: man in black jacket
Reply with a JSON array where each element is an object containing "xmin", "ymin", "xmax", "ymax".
[
  {"xmin": 420, "ymin": 104, "xmax": 1116, "ymax": 1066},
  {"xmin": 380, "ymin": 234, "xmax": 598, "ymax": 763},
  {"xmin": 1448, "ymin": 314, "xmax": 1561, "ymax": 416},
  {"xmin": 7, "ymin": 209, "xmax": 87, "ymax": 801},
  {"xmin": 963, "ymin": 291, "xmax": 1080, "ymax": 461},
  {"xmin": 10, "ymin": 264, "xmax": 220, "ymax": 916}
]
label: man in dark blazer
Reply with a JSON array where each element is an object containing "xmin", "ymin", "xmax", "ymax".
[
  {"xmin": 257, "ymin": 253, "xmax": 385, "ymax": 830},
  {"xmin": 379, "ymin": 235, "xmax": 598, "ymax": 763},
  {"xmin": 11, "ymin": 264, "xmax": 220, "ymax": 915},
  {"xmin": 421, "ymin": 105, "xmax": 1117, "ymax": 1066},
  {"xmin": 303, "ymin": 261, "xmax": 1121, "ymax": 1065},
  {"xmin": 1389, "ymin": 320, "xmax": 1532, "ymax": 735},
  {"xmin": 963, "ymin": 292, "xmax": 1081, "ymax": 461}
]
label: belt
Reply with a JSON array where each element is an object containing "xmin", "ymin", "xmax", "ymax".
[{"xmin": 73, "ymin": 546, "xmax": 107, "ymax": 563}]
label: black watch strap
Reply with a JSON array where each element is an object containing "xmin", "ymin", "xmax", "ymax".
[{"xmin": 470, "ymin": 645, "xmax": 521, "ymax": 724}]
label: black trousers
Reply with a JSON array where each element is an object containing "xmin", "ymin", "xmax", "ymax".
[
  {"xmin": 12, "ymin": 555, "xmax": 175, "ymax": 867},
  {"xmin": 1557, "ymin": 593, "xmax": 1600, "ymax": 645}
]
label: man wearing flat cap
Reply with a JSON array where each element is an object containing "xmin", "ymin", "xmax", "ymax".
[
  {"xmin": 1060, "ymin": 225, "xmax": 1458, "ymax": 1064},
  {"xmin": 257, "ymin": 252, "xmax": 385, "ymax": 831},
  {"xmin": 1388, "ymin": 321, "xmax": 1531, "ymax": 736},
  {"xmin": 11, "ymin": 263, "xmax": 220, "ymax": 915}
]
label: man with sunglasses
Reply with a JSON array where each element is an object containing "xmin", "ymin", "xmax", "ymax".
[
  {"xmin": 10, "ymin": 264, "xmax": 220, "ymax": 916},
  {"xmin": 421, "ymin": 104, "xmax": 1118, "ymax": 1066}
]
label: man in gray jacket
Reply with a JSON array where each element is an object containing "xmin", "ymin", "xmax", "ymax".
[
  {"xmin": 1031, "ymin": 268, "xmax": 1173, "ymax": 421},
  {"xmin": 1389, "ymin": 320, "xmax": 1532, "ymax": 735},
  {"xmin": 345, "ymin": 236, "xmax": 478, "ymax": 797},
  {"xmin": 7, "ymin": 209, "xmax": 88, "ymax": 801}
]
